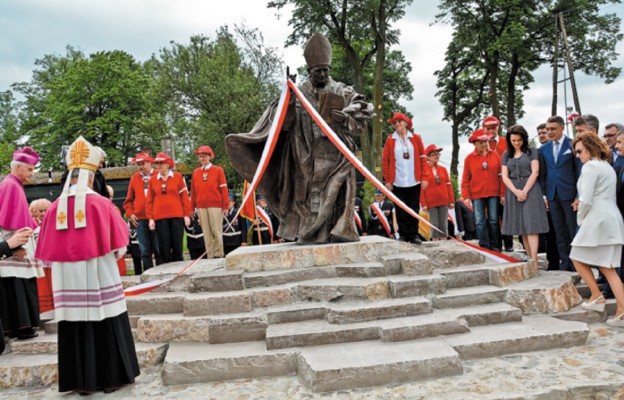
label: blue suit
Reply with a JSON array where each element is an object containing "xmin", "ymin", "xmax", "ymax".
[
  {"xmin": 612, "ymin": 152, "xmax": 624, "ymax": 172},
  {"xmin": 538, "ymin": 136, "xmax": 581, "ymax": 271}
]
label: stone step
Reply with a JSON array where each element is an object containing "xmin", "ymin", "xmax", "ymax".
[
  {"xmin": 326, "ymin": 297, "xmax": 432, "ymax": 324},
  {"xmin": 436, "ymin": 264, "xmax": 491, "ymax": 289},
  {"xmin": 266, "ymin": 303, "xmax": 328, "ymax": 324},
  {"xmin": 417, "ymin": 242, "xmax": 486, "ymax": 268},
  {"xmin": 295, "ymin": 277, "xmax": 390, "ymax": 302},
  {"xmin": 334, "ymin": 262, "xmax": 387, "ymax": 278},
  {"xmin": 126, "ymin": 292, "xmax": 186, "ymax": 315},
  {"xmin": 266, "ymin": 302, "xmax": 522, "ymax": 350},
  {"xmin": 443, "ymin": 315, "xmax": 590, "ymax": 359},
  {"xmin": 243, "ymin": 266, "xmax": 337, "ymax": 288},
  {"xmin": 140, "ymin": 258, "xmax": 226, "ymax": 292},
  {"xmin": 121, "ymin": 274, "xmax": 141, "ymax": 289},
  {"xmin": 189, "ymin": 270, "xmax": 244, "ymax": 292},
  {"xmin": 432, "ymin": 285, "xmax": 507, "ymax": 309},
  {"xmin": 0, "ymin": 340, "xmax": 168, "ymax": 388},
  {"xmin": 162, "ymin": 341, "xmax": 297, "ymax": 386},
  {"xmin": 383, "ymin": 252, "xmax": 435, "ymax": 276},
  {"xmin": 387, "ymin": 274, "xmax": 446, "ymax": 297},
  {"xmin": 298, "ymin": 338, "xmax": 463, "ymax": 392}
]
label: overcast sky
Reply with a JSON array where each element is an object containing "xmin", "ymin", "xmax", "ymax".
[{"xmin": 1, "ymin": 0, "xmax": 623, "ymax": 171}]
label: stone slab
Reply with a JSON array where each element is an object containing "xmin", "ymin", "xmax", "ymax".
[
  {"xmin": 208, "ymin": 310, "xmax": 267, "ymax": 344},
  {"xmin": 121, "ymin": 275, "xmax": 141, "ymax": 289},
  {"xmin": 380, "ymin": 255, "xmax": 403, "ymax": 275},
  {"xmin": 162, "ymin": 341, "xmax": 297, "ymax": 386},
  {"xmin": 432, "ymin": 285, "xmax": 507, "ymax": 309},
  {"xmin": 266, "ymin": 303, "xmax": 328, "ymax": 324},
  {"xmin": 296, "ymin": 277, "xmax": 390, "ymax": 302},
  {"xmin": 437, "ymin": 265, "xmax": 491, "ymax": 289},
  {"xmin": 298, "ymin": 338, "xmax": 462, "ymax": 392},
  {"xmin": 189, "ymin": 270, "xmax": 244, "ymax": 292},
  {"xmin": 0, "ymin": 354, "xmax": 57, "ymax": 388},
  {"xmin": 505, "ymin": 271, "xmax": 582, "ymax": 313},
  {"xmin": 126, "ymin": 292, "xmax": 186, "ymax": 315},
  {"xmin": 9, "ymin": 333, "xmax": 57, "ymax": 355},
  {"xmin": 418, "ymin": 244, "xmax": 486, "ymax": 269},
  {"xmin": 443, "ymin": 315, "xmax": 590, "ymax": 359},
  {"xmin": 326, "ymin": 297, "xmax": 432, "ymax": 324},
  {"xmin": 266, "ymin": 319, "xmax": 379, "ymax": 350},
  {"xmin": 140, "ymin": 258, "xmax": 225, "ymax": 292},
  {"xmin": 398, "ymin": 253, "xmax": 434, "ymax": 276},
  {"xmin": 249, "ymin": 285, "xmax": 296, "ymax": 308},
  {"xmin": 137, "ymin": 314, "xmax": 211, "ymax": 342},
  {"xmin": 225, "ymin": 236, "xmax": 400, "ymax": 272},
  {"xmin": 489, "ymin": 261, "xmax": 539, "ymax": 287},
  {"xmin": 334, "ymin": 262, "xmax": 387, "ymax": 278},
  {"xmin": 387, "ymin": 274, "xmax": 446, "ymax": 297},
  {"xmin": 243, "ymin": 267, "xmax": 337, "ymax": 288},
  {"xmin": 183, "ymin": 292, "xmax": 252, "ymax": 316}
]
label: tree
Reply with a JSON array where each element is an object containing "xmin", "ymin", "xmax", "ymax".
[
  {"xmin": 13, "ymin": 48, "xmax": 155, "ymax": 168},
  {"xmin": 0, "ymin": 91, "xmax": 18, "ymax": 174},
  {"xmin": 267, "ymin": 0, "xmax": 414, "ymax": 177},
  {"xmin": 146, "ymin": 25, "xmax": 283, "ymax": 184}
]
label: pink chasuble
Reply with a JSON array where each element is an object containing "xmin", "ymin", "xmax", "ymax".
[
  {"xmin": 36, "ymin": 194, "xmax": 129, "ymax": 262},
  {"xmin": 0, "ymin": 174, "xmax": 37, "ymax": 231}
]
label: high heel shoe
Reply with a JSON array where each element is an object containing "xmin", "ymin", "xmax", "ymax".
[
  {"xmin": 606, "ymin": 312, "xmax": 624, "ymax": 327},
  {"xmin": 581, "ymin": 295, "xmax": 605, "ymax": 312}
]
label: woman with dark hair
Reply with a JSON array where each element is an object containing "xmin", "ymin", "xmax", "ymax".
[
  {"xmin": 570, "ymin": 133, "xmax": 624, "ymax": 327},
  {"xmin": 501, "ymin": 125, "xmax": 549, "ymax": 271}
]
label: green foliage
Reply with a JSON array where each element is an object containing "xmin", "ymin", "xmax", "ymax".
[
  {"xmin": 0, "ymin": 142, "xmax": 15, "ymax": 175},
  {"xmin": 360, "ymin": 180, "xmax": 378, "ymax": 220}
]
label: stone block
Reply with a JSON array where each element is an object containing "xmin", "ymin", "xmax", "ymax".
[
  {"xmin": 432, "ymin": 285, "xmax": 507, "ymax": 309},
  {"xmin": 189, "ymin": 270, "xmax": 244, "ymax": 292},
  {"xmin": 183, "ymin": 293, "xmax": 252, "ymax": 316},
  {"xmin": 419, "ymin": 245, "xmax": 486, "ymax": 269},
  {"xmin": 135, "ymin": 342, "xmax": 169, "ymax": 367},
  {"xmin": 126, "ymin": 292, "xmax": 185, "ymax": 315},
  {"xmin": 9, "ymin": 333, "xmax": 57, "ymax": 355},
  {"xmin": 298, "ymin": 339, "xmax": 463, "ymax": 392},
  {"xmin": 444, "ymin": 315, "xmax": 589, "ymax": 359},
  {"xmin": 379, "ymin": 314, "xmax": 470, "ymax": 342},
  {"xmin": 208, "ymin": 310, "xmax": 267, "ymax": 344},
  {"xmin": 296, "ymin": 278, "xmax": 389, "ymax": 302},
  {"xmin": 266, "ymin": 319, "xmax": 379, "ymax": 350},
  {"xmin": 489, "ymin": 261, "xmax": 538, "ymax": 287},
  {"xmin": 335, "ymin": 262, "xmax": 387, "ymax": 278},
  {"xmin": 250, "ymin": 286, "xmax": 295, "ymax": 308},
  {"xmin": 0, "ymin": 354, "xmax": 58, "ymax": 389},
  {"xmin": 387, "ymin": 275, "xmax": 446, "ymax": 298},
  {"xmin": 121, "ymin": 275, "xmax": 141, "ymax": 289},
  {"xmin": 243, "ymin": 267, "xmax": 336, "ymax": 288},
  {"xmin": 162, "ymin": 342, "xmax": 297, "ymax": 385},
  {"xmin": 380, "ymin": 255, "xmax": 403, "ymax": 275},
  {"xmin": 438, "ymin": 266, "xmax": 490, "ymax": 289},
  {"xmin": 326, "ymin": 297, "xmax": 432, "ymax": 324},
  {"xmin": 504, "ymin": 271, "xmax": 583, "ymax": 313},
  {"xmin": 266, "ymin": 303, "xmax": 328, "ymax": 324},
  {"xmin": 452, "ymin": 303, "xmax": 522, "ymax": 326},
  {"xmin": 137, "ymin": 314, "xmax": 211, "ymax": 342},
  {"xmin": 399, "ymin": 253, "xmax": 434, "ymax": 276}
]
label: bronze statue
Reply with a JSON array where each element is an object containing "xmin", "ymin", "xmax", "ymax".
[{"xmin": 225, "ymin": 32, "xmax": 373, "ymax": 244}]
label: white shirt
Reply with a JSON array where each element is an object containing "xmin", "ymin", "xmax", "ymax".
[{"xmin": 392, "ymin": 131, "xmax": 417, "ymax": 187}]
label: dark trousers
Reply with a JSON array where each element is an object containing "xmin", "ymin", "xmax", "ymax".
[
  {"xmin": 498, "ymin": 203, "xmax": 513, "ymax": 250},
  {"xmin": 548, "ymin": 193, "xmax": 577, "ymax": 271},
  {"xmin": 541, "ymin": 211, "xmax": 560, "ymax": 270},
  {"xmin": 393, "ymin": 184, "xmax": 421, "ymax": 241},
  {"xmin": 137, "ymin": 219, "xmax": 162, "ymax": 273},
  {"xmin": 155, "ymin": 218, "xmax": 185, "ymax": 263}
]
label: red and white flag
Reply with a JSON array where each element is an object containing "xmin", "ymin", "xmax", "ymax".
[{"xmin": 370, "ymin": 203, "xmax": 392, "ymax": 237}]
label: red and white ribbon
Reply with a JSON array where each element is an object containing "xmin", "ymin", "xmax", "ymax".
[
  {"xmin": 354, "ymin": 210, "xmax": 362, "ymax": 231},
  {"xmin": 256, "ymin": 205, "xmax": 274, "ymax": 239},
  {"xmin": 370, "ymin": 203, "xmax": 392, "ymax": 237}
]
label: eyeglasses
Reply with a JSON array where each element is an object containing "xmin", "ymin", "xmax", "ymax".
[
  {"xmin": 575, "ymin": 150, "xmax": 582, "ymax": 155},
  {"xmin": 603, "ymin": 134, "xmax": 616, "ymax": 138}
]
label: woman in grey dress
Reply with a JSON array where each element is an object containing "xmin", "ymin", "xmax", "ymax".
[
  {"xmin": 501, "ymin": 125, "xmax": 549, "ymax": 272},
  {"xmin": 570, "ymin": 133, "xmax": 624, "ymax": 327}
]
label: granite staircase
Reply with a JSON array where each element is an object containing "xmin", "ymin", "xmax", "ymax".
[{"xmin": 0, "ymin": 236, "xmax": 591, "ymax": 392}]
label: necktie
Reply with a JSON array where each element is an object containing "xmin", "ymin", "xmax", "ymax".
[{"xmin": 553, "ymin": 141, "xmax": 560, "ymax": 164}]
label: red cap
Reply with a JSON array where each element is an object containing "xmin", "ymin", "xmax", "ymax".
[
  {"xmin": 425, "ymin": 144, "xmax": 443, "ymax": 155},
  {"xmin": 482, "ymin": 116, "xmax": 500, "ymax": 128},
  {"xmin": 194, "ymin": 145, "xmax": 214, "ymax": 157},
  {"xmin": 387, "ymin": 112, "xmax": 412, "ymax": 131},
  {"xmin": 131, "ymin": 153, "xmax": 153, "ymax": 164},
  {"xmin": 153, "ymin": 152, "xmax": 174, "ymax": 169},
  {"xmin": 468, "ymin": 128, "xmax": 491, "ymax": 143}
]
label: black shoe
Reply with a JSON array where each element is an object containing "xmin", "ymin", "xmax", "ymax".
[
  {"xmin": 17, "ymin": 331, "xmax": 38, "ymax": 340},
  {"xmin": 504, "ymin": 247, "xmax": 514, "ymax": 253},
  {"xmin": 411, "ymin": 237, "xmax": 422, "ymax": 245}
]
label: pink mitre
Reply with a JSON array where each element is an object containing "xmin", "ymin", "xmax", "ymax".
[{"xmin": 13, "ymin": 147, "xmax": 39, "ymax": 166}]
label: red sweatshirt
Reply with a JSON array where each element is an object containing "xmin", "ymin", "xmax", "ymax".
[
  {"xmin": 190, "ymin": 165, "xmax": 229, "ymax": 210},
  {"xmin": 123, "ymin": 170, "xmax": 158, "ymax": 219},
  {"xmin": 421, "ymin": 163, "xmax": 455, "ymax": 208},
  {"xmin": 146, "ymin": 171, "xmax": 192, "ymax": 220},
  {"xmin": 382, "ymin": 132, "xmax": 429, "ymax": 184},
  {"xmin": 461, "ymin": 150, "xmax": 504, "ymax": 200}
]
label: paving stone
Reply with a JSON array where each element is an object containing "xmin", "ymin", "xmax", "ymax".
[
  {"xmin": 334, "ymin": 262, "xmax": 387, "ymax": 278},
  {"xmin": 387, "ymin": 274, "xmax": 446, "ymax": 297},
  {"xmin": 266, "ymin": 319, "xmax": 380, "ymax": 350},
  {"xmin": 505, "ymin": 271, "xmax": 582, "ymax": 313},
  {"xmin": 443, "ymin": 315, "xmax": 590, "ymax": 359},
  {"xmin": 419, "ymin": 244, "xmax": 486, "ymax": 268},
  {"xmin": 266, "ymin": 303, "xmax": 328, "ymax": 324},
  {"xmin": 208, "ymin": 310, "xmax": 267, "ymax": 344},
  {"xmin": 137, "ymin": 314, "xmax": 211, "ymax": 342},
  {"xmin": 296, "ymin": 277, "xmax": 390, "ymax": 302},
  {"xmin": 126, "ymin": 292, "xmax": 185, "ymax": 315},
  {"xmin": 162, "ymin": 341, "xmax": 298, "ymax": 385},
  {"xmin": 243, "ymin": 267, "xmax": 337, "ymax": 288},
  {"xmin": 298, "ymin": 339, "xmax": 463, "ymax": 392},
  {"xmin": 183, "ymin": 292, "xmax": 252, "ymax": 316},
  {"xmin": 437, "ymin": 265, "xmax": 491, "ymax": 289},
  {"xmin": 432, "ymin": 285, "xmax": 507, "ymax": 309},
  {"xmin": 398, "ymin": 253, "xmax": 434, "ymax": 276},
  {"xmin": 326, "ymin": 297, "xmax": 432, "ymax": 324},
  {"xmin": 189, "ymin": 270, "xmax": 244, "ymax": 292}
]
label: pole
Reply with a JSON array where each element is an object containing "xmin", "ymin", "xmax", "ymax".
[
  {"xmin": 551, "ymin": 15, "xmax": 559, "ymax": 116},
  {"xmin": 559, "ymin": 13, "xmax": 581, "ymax": 115}
]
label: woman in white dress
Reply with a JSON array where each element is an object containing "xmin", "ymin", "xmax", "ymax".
[{"xmin": 571, "ymin": 133, "xmax": 624, "ymax": 327}]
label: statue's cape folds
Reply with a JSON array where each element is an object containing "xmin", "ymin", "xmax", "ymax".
[{"xmin": 225, "ymin": 78, "xmax": 367, "ymax": 244}]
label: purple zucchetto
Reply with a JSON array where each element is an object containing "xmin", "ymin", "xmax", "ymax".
[{"xmin": 13, "ymin": 147, "xmax": 39, "ymax": 166}]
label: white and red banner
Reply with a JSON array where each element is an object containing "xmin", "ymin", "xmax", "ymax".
[
  {"xmin": 256, "ymin": 205, "xmax": 274, "ymax": 239},
  {"xmin": 370, "ymin": 203, "xmax": 392, "ymax": 237},
  {"xmin": 354, "ymin": 210, "xmax": 362, "ymax": 231}
]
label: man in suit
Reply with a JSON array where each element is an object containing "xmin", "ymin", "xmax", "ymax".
[
  {"xmin": 538, "ymin": 115, "xmax": 581, "ymax": 271},
  {"xmin": 604, "ymin": 123, "xmax": 624, "ymax": 171},
  {"xmin": 536, "ymin": 123, "xmax": 560, "ymax": 270}
]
